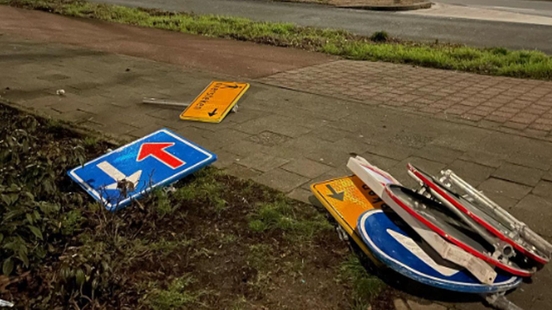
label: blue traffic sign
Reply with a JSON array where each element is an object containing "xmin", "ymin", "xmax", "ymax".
[
  {"xmin": 68, "ymin": 128, "xmax": 217, "ymax": 211},
  {"xmin": 357, "ymin": 209, "xmax": 522, "ymax": 294}
]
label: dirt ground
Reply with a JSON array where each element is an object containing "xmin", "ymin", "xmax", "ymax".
[{"xmin": 0, "ymin": 104, "xmax": 397, "ymax": 310}]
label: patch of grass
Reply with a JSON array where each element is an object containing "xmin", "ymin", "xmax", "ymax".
[
  {"xmin": 174, "ymin": 168, "xmax": 227, "ymax": 213},
  {"xmin": 146, "ymin": 275, "xmax": 203, "ymax": 310},
  {"xmin": 5, "ymin": 0, "xmax": 552, "ymax": 80},
  {"xmin": 247, "ymin": 199, "xmax": 332, "ymax": 241},
  {"xmin": 246, "ymin": 244, "xmax": 275, "ymax": 297},
  {"xmin": 338, "ymin": 255, "xmax": 386, "ymax": 309}
]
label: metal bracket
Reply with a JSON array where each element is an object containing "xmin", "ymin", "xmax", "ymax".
[{"xmin": 142, "ymin": 97, "xmax": 238, "ymax": 113}]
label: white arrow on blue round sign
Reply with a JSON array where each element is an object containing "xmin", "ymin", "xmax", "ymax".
[
  {"xmin": 68, "ymin": 128, "xmax": 217, "ymax": 211},
  {"xmin": 357, "ymin": 209, "xmax": 522, "ymax": 294}
]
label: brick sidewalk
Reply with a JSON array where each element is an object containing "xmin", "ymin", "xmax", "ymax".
[{"xmin": 260, "ymin": 61, "xmax": 552, "ymax": 139}]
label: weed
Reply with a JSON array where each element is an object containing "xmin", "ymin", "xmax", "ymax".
[
  {"xmin": 247, "ymin": 244, "xmax": 273, "ymax": 271},
  {"xmin": 247, "ymin": 199, "xmax": 332, "ymax": 241},
  {"xmin": 230, "ymin": 296, "xmax": 249, "ymax": 310},
  {"xmin": 220, "ymin": 233, "xmax": 238, "ymax": 244},
  {"xmin": 82, "ymin": 136, "xmax": 98, "ymax": 147},
  {"xmin": 146, "ymin": 275, "xmax": 201, "ymax": 310},
  {"xmin": 370, "ymin": 31, "xmax": 389, "ymax": 43},
  {"xmin": 338, "ymin": 255, "xmax": 385, "ymax": 309},
  {"xmin": 154, "ymin": 188, "xmax": 178, "ymax": 217},
  {"xmin": 173, "ymin": 168, "xmax": 227, "ymax": 212}
]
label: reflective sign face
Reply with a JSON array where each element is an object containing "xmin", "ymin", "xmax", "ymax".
[
  {"xmin": 310, "ymin": 175, "xmax": 384, "ymax": 265},
  {"xmin": 357, "ymin": 209, "xmax": 522, "ymax": 294},
  {"xmin": 68, "ymin": 128, "xmax": 216, "ymax": 211},
  {"xmin": 180, "ymin": 81, "xmax": 249, "ymax": 123},
  {"xmin": 311, "ymin": 175, "xmax": 385, "ymax": 226}
]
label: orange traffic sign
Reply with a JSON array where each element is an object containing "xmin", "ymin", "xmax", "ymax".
[
  {"xmin": 180, "ymin": 81, "xmax": 250, "ymax": 123},
  {"xmin": 311, "ymin": 175, "xmax": 385, "ymax": 266}
]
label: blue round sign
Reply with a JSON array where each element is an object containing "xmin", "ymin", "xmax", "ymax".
[{"xmin": 357, "ymin": 209, "xmax": 522, "ymax": 294}]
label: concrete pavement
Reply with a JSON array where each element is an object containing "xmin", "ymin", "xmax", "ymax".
[
  {"xmin": 1, "ymin": 7, "xmax": 552, "ymax": 310},
  {"xmin": 89, "ymin": 0, "xmax": 552, "ymax": 53}
]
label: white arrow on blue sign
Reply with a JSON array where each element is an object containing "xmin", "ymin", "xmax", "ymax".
[{"xmin": 68, "ymin": 128, "xmax": 217, "ymax": 211}]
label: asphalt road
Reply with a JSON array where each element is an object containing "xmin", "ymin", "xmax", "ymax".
[
  {"xmin": 91, "ymin": 0, "xmax": 552, "ymax": 53},
  {"xmin": 438, "ymin": 0, "xmax": 552, "ymax": 18}
]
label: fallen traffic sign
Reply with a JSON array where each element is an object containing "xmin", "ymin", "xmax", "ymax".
[
  {"xmin": 348, "ymin": 155, "xmax": 497, "ymax": 284},
  {"xmin": 383, "ymin": 184, "xmax": 536, "ymax": 277},
  {"xmin": 357, "ymin": 209, "xmax": 522, "ymax": 294},
  {"xmin": 310, "ymin": 175, "xmax": 385, "ymax": 266},
  {"xmin": 179, "ymin": 81, "xmax": 249, "ymax": 123},
  {"xmin": 68, "ymin": 128, "xmax": 216, "ymax": 211}
]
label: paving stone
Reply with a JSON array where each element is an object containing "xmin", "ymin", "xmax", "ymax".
[
  {"xmin": 254, "ymin": 168, "xmax": 309, "ymax": 193},
  {"xmin": 543, "ymin": 171, "xmax": 552, "ymax": 182},
  {"xmin": 478, "ymin": 178, "xmax": 531, "ymax": 200},
  {"xmin": 414, "ymin": 145, "xmax": 463, "ymax": 164},
  {"xmin": 281, "ymin": 158, "xmax": 333, "ymax": 179},
  {"xmin": 428, "ymin": 127, "xmax": 489, "ymax": 151},
  {"xmin": 221, "ymin": 139, "xmax": 270, "ymax": 157},
  {"xmin": 237, "ymin": 153, "xmax": 289, "ymax": 172},
  {"xmin": 445, "ymin": 160, "xmax": 495, "ymax": 186},
  {"xmin": 82, "ymin": 120, "xmax": 136, "ymax": 137},
  {"xmin": 532, "ymin": 180, "xmax": 552, "ymax": 198},
  {"xmin": 332, "ymin": 137, "xmax": 372, "ymax": 155},
  {"xmin": 310, "ymin": 125, "xmax": 350, "ymax": 142},
  {"xmin": 504, "ymin": 154, "xmax": 551, "ymax": 171},
  {"xmin": 305, "ymin": 148, "xmax": 351, "ymax": 168},
  {"xmin": 459, "ymin": 151, "xmax": 504, "ymax": 168},
  {"xmin": 248, "ymin": 131, "xmax": 291, "ymax": 146},
  {"xmin": 391, "ymin": 130, "xmax": 435, "ymax": 149},
  {"xmin": 476, "ymin": 133, "xmax": 525, "ymax": 156},
  {"xmin": 234, "ymin": 115, "xmax": 312, "ymax": 138},
  {"xmin": 407, "ymin": 299, "xmax": 447, "ymax": 310},
  {"xmin": 51, "ymin": 108, "xmax": 95, "ymax": 124},
  {"xmin": 511, "ymin": 195, "xmax": 552, "ymax": 237},
  {"xmin": 223, "ymin": 163, "xmax": 262, "ymax": 180},
  {"xmin": 287, "ymin": 187, "xmax": 313, "ymax": 204},
  {"xmin": 206, "ymin": 129, "xmax": 251, "ymax": 148},
  {"xmin": 492, "ymin": 163, "xmax": 544, "ymax": 186},
  {"xmin": 364, "ymin": 143, "xmax": 417, "ymax": 161},
  {"xmin": 393, "ymin": 299, "xmax": 409, "ymax": 310},
  {"xmin": 211, "ymin": 150, "xmax": 240, "ymax": 169}
]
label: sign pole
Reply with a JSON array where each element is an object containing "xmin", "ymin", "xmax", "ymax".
[{"xmin": 142, "ymin": 97, "xmax": 238, "ymax": 112}]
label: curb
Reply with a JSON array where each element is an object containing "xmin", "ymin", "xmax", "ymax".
[{"xmin": 336, "ymin": 1, "xmax": 432, "ymax": 11}]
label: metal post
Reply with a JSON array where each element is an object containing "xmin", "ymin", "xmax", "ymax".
[{"xmin": 142, "ymin": 97, "xmax": 238, "ymax": 113}]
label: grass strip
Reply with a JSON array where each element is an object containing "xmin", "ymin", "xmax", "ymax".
[{"xmin": 3, "ymin": 0, "xmax": 552, "ymax": 80}]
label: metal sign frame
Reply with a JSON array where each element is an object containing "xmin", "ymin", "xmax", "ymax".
[{"xmin": 383, "ymin": 184, "xmax": 535, "ymax": 277}]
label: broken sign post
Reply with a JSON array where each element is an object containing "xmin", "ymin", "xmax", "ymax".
[
  {"xmin": 179, "ymin": 81, "xmax": 249, "ymax": 123},
  {"xmin": 68, "ymin": 128, "xmax": 216, "ymax": 211}
]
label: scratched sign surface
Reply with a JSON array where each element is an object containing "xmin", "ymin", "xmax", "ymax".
[
  {"xmin": 68, "ymin": 128, "xmax": 216, "ymax": 211},
  {"xmin": 180, "ymin": 81, "xmax": 250, "ymax": 123}
]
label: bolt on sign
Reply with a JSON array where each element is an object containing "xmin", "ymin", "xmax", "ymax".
[
  {"xmin": 310, "ymin": 175, "xmax": 386, "ymax": 266},
  {"xmin": 180, "ymin": 81, "xmax": 250, "ymax": 123}
]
